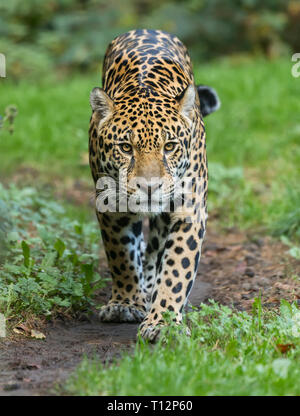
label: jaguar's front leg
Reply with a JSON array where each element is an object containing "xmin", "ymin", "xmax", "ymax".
[
  {"xmin": 97, "ymin": 211, "xmax": 147, "ymax": 323},
  {"xmin": 143, "ymin": 214, "xmax": 170, "ymax": 305},
  {"xmin": 139, "ymin": 215, "xmax": 206, "ymax": 341}
]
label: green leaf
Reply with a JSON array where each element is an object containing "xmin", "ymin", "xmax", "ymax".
[
  {"xmin": 81, "ymin": 263, "xmax": 94, "ymax": 283},
  {"xmin": 68, "ymin": 252, "xmax": 79, "ymax": 266},
  {"xmin": 21, "ymin": 240, "xmax": 30, "ymax": 268},
  {"xmin": 52, "ymin": 296, "xmax": 71, "ymax": 307},
  {"xmin": 74, "ymin": 224, "xmax": 83, "ymax": 235},
  {"xmin": 54, "ymin": 238, "xmax": 66, "ymax": 258}
]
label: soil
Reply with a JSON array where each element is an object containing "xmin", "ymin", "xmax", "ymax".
[{"xmin": 1, "ymin": 223, "xmax": 299, "ymax": 396}]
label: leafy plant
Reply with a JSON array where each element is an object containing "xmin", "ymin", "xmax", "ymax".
[{"xmin": 0, "ymin": 184, "xmax": 104, "ymax": 319}]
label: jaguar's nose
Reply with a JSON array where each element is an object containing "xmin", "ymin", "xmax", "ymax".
[
  {"xmin": 138, "ymin": 181, "xmax": 162, "ymax": 197},
  {"xmin": 138, "ymin": 182, "xmax": 160, "ymax": 194}
]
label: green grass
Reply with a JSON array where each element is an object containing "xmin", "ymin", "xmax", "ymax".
[
  {"xmin": 0, "ymin": 73, "xmax": 99, "ymax": 178},
  {"xmin": 197, "ymin": 57, "xmax": 300, "ymax": 170},
  {"xmin": 197, "ymin": 57, "xmax": 300, "ymax": 237},
  {"xmin": 65, "ymin": 299, "xmax": 300, "ymax": 396},
  {"xmin": 0, "ymin": 57, "xmax": 299, "ymax": 238}
]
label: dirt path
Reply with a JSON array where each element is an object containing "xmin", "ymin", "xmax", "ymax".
[{"xmin": 0, "ymin": 225, "xmax": 299, "ymax": 396}]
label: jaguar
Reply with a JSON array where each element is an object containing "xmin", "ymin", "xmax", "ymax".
[{"xmin": 89, "ymin": 29, "xmax": 220, "ymax": 342}]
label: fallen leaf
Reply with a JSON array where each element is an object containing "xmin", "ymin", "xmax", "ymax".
[
  {"xmin": 13, "ymin": 324, "xmax": 31, "ymax": 336},
  {"xmin": 30, "ymin": 329, "xmax": 46, "ymax": 339},
  {"xmin": 13, "ymin": 328, "xmax": 24, "ymax": 335},
  {"xmin": 276, "ymin": 343, "xmax": 295, "ymax": 354}
]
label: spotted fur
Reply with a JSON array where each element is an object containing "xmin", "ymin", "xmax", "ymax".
[{"xmin": 89, "ymin": 29, "xmax": 220, "ymax": 342}]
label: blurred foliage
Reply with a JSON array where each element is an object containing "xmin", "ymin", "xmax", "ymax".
[{"xmin": 0, "ymin": 0, "xmax": 299, "ymax": 80}]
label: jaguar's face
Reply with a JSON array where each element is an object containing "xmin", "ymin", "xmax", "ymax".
[{"xmin": 90, "ymin": 85, "xmax": 198, "ymax": 211}]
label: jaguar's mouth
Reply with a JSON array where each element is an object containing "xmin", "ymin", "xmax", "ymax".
[{"xmin": 95, "ymin": 175, "xmax": 191, "ymax": 214}]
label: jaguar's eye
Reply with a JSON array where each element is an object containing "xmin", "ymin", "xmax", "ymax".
[
  {"xmin": 119, "ymin": 143, "xmax": 133, "ymax": 154},
  {"xmin": 164, "ymin": 142, "xmax": 177, "ymax": 153}
]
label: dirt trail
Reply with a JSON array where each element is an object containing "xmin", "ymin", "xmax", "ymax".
[{"xmin": 0, "ymin": 225, "xmax": 299, "ymax": 396}]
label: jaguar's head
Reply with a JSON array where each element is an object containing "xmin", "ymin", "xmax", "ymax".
[{"xmin": 90, "ymin": 85, "xmax": 219, "ymax": 212}]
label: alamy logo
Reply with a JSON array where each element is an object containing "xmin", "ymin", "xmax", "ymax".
[
  {"xmin": 0, "ymin": 313, "xmax": 6, "ymax": 337},
  {"xmin": 0, "ymin": 53, "xmax": 6, "ymax": 78},
  {"xmin": 291, "ymin": 53, "xmax": 300, "ymax": 78},
  {"xmin": 95, "ymin": 170, "xmax": 206, "ymax": 223}
]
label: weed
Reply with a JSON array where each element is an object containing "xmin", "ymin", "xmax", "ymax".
[{"xmin": 0, "ymin": 184, "xmax": 104, "ymax": 320}]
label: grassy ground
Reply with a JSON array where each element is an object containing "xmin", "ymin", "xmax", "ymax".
[
  {"xmin": 65, "ymin": 300, "xmax": 300, "ymax": 396},
  {"xmin": 0, "ymin": 57, "xmax": 299, "ymax": 395}
]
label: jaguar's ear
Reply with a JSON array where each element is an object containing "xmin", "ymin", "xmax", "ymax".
[
  {"xmin": 197, "ymin": 85, "xmax": 220, "ymax": 117},
  {"xmin": 90, "ymin": 87, "xmax": 114, "ymax": 122},
  {"xmin": 177, "ymin": 84, "xmax": 196, "ymax": 121}
]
